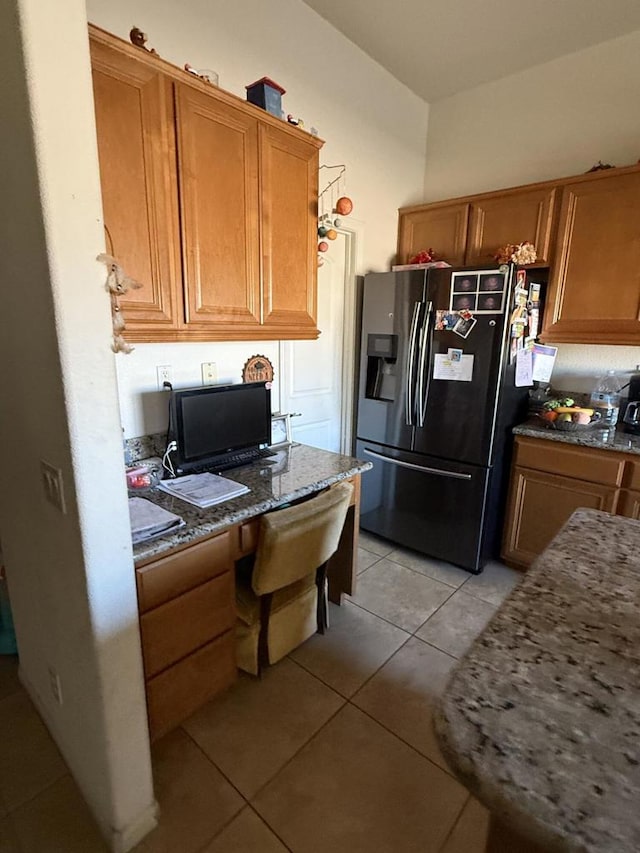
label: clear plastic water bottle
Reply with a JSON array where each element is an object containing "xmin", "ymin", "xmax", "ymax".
[{"xmin": 589, "ymin": 370, "xmax": 621, "ymax": 427}]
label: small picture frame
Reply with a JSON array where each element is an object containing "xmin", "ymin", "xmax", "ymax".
[{"xmin": 270, "ymin": 413, "xmax": 292, "ymax": 447}]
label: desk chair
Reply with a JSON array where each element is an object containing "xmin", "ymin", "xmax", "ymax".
[{"xmin": 235, "ymin": 481, "xmax": 354, "ymax": 675}]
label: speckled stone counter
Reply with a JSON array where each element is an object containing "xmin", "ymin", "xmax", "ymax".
[
  {"xmin": 514, "ymin": 419, "xmax": 640, "ymax": 455},
  {"xmin": 131, "ymin": 443, "xmax": 371, "ymax": 563},
  {"xmin": 436, "ymin": 508, "xmax": 640, "ymax": 853}
]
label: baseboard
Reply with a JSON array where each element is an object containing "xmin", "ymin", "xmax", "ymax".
[
  {"xmin": 110, "ymin": 801, "xmax": 159, "ymax": 853},
  {"xmin": 18, "ymin": 666, "xmax": 159, "ymax": 852}
]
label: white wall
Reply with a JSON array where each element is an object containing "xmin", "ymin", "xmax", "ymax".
[
  {"xmin": 86, "ymin": 0, "xmax": 430, "ymax": 437},
  {"xmin": 117, "ymin": 341, "xmax": 282, "ymax": 437},
  {"xmin": 423, "ymin": 30, "xmax": 640, "ymax": 391},
  {"xmin": 0, "ymin": 1, "xmax": 155, "ymax": 849}
]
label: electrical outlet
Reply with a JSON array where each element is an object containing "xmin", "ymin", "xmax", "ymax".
[
  {"xmin": 40, "ymin": 461, "xmax": 66, "ymax": 514},
  {"xmin": 48, "ymin": 666, "xmax": 63, "ymax": 705},
  {"xmin": 201, "ymin": 362, "xmax": 218, "ymax": 385},
  {"xmin": 156, "ymin": 364, "xmax": 173, "ymax": 390}
]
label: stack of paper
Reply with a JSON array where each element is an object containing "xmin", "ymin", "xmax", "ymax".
[
  {"xmin": 129, "ymin": 497, "xmax": 185, "ymax": 544},
  {"xmin": 157, "ymin": 473, "xmax": 250, "ymax": 509}
]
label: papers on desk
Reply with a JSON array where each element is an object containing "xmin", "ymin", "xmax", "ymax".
[
  {"xmin": 157, "ymin": 473, "xmax": 250, "ymax": 509},
  {"xmin": 129, "ymin": 497, "xmax": 185, "ymax": 544}
]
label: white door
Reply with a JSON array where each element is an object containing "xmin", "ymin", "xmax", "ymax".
[{"xmin": 279, "ymin": 231, "xmax": 349, "ymax": 452}]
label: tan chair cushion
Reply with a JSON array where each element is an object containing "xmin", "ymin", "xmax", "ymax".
[
  {"xmin": 251, "ymin": 481, "xmax": 353, "ymax": 596},
  {"xmin": 234, "ymin": 480, "xmax": 353, "ymax": 675},
  {"xmin": 235, "ymin": 585, "xmax": 317, "ymax": 675},
  {"xmin": 235, "ymin": 572, "xmax": 316, "ymax": 627}
]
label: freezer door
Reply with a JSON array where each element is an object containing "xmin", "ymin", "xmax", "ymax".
[
  {"xmin": 412, "ymin": 267, "xmax": 510, "ymax": 466},
  {"xmin": 356, "ymin": 439, "xmax": 491, "ymax": 573},
  {"xmin": 356, "ymin": 271, "xmax": 426, "ymax": 450}
]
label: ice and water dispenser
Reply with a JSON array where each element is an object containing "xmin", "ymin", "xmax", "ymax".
[{"xmin": 364, "ymin": 334, "xmax": 398, "ymax": 401}]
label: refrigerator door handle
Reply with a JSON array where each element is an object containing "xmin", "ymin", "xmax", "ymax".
[
  {"xmin": 363, "ymin": 448, "xmax": 472, "ymax": 480},
  {"xmin": 405, "ymin": 302, "xmax": 421, "ymax": 426},
  {"xmin": 417, "ymin": 301, "xmax": 433, "ymax": 428}
]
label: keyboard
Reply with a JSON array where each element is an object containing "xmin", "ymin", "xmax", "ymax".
[{"xmin": 178, "ymin": 447, "xmax": 277, "ymax": 476}]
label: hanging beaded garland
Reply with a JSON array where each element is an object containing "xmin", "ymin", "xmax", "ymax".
[{"xmin": 317, "ymin": 164, "xmax": 354, "ymax": 266}]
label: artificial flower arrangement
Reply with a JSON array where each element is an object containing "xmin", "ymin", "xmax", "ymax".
[{"xmin": 494, "ymin": 241, "xmax": 538, "ymax": 265}]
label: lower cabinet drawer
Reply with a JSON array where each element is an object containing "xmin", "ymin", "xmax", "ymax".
[
  {"xmin": 146, "ymin": 630, "xmax": 236, "ymax": 741},
  {"xmin": 136, "ymin": 531, "xmax": 232, "ymax": 613},
  {"xmin": 515, "ymin": 436, "xmax": 624, "ymax": 486},
  {"xmin": 140, "ymin": 572, "xmax": 235, "ymax": 678}
]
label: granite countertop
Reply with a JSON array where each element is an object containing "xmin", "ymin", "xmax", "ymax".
[
  {"xmin": 514, "ymin": 419, "xmax": 640, "ymax": 455},
  {"xmin": 436, "ymin": 508, "xmax": 640, "ymax": 852},
  {"xmin": 131, "ymin": 443, "xmax": 371, "ymax": 563}
]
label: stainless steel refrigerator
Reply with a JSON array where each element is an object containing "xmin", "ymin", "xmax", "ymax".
[{"xmin": 355, "ymin": 264, "xmax": 544, "ymax": 574}]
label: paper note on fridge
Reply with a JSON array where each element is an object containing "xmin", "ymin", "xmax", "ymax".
[
  {"xmin": 532, "ymin": 344, "xmax": 558, "ymax": 383},
  {"xmin": 515, "ymin": 347, "xmax": 533, "ymax": 387},
  {"xmin": 433, "ymin": 353, "xmax": 474, "ymax": 382}
]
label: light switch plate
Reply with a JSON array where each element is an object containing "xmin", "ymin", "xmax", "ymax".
[{"xmin": 40, "ymin": 460, "xmax": 66, "ymax": 514}]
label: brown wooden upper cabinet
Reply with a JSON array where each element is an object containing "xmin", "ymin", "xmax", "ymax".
[
  {"xmin": 397, "ymin": 201, "xmax": 469, "ymax": 266},
  {"xmin": 175, "ymin": 83, "xmax": 262, "ymax": 335},
  {"xmin": 91, "ymin": 38, "xmax": 182, "ymax": 332},
  {"xmin": 466, "ymin": 185, "xmax": 556, "ymax": 265},
  {"xmin": 89, "ymin": 26, "xmax": 322, "ymax": 342},
  {"xmin": 540, "ymin": 168, "xmax": 640, "ymax": 346},
  {"xmin": 398, "ymin": 185, "xmax": 556, "ymax": 269}
]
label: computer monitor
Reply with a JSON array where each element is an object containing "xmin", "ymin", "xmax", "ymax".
[{"xmin": 169, "ymin": 381, "xmax": 272, "ymax": 472}]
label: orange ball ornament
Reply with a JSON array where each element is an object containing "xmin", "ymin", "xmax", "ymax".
[
  {"xmin": 318, "ymin": 241, "xmax": 329, "ymax": 252},
  {"xmin": 335, "ymin": 196, "xmax": 353, "ymax": 216},
  {"xmin": 326, "ymin": 229, "xmax": 337, "ymax": 240}
]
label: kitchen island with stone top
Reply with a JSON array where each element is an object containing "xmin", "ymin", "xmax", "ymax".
[{"xmin": 436, "ymin": 508, "xmax": 640, "ymax": 853}]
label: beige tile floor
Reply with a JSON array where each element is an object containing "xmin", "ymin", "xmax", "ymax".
[{"xmin": 0, "ymin": 533, "xmax": 521, "ymax": 852}]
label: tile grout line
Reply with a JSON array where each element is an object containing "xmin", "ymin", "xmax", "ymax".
[
  {"xmin": 436, "ymin": 792, "xmax": 473, "ymax": 853},
  {"xmin": 346, "ymin": 700, "xmax": 464, "ymax": 784},
  {"xmin": 180, "ymin": 724, "xmax": 251, "ymax": 808},
  {"xmin": 0, "ymin": 769, "xmax": 70, "ymax": 819},
  {"xmin": 287, "ymin": 645, "xmax": 464, "ymax": 785}
]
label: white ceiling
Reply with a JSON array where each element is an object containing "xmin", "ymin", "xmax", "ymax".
[{"xmin": 301, "ymin": 0, "xmax": 640, "ymax": 101}]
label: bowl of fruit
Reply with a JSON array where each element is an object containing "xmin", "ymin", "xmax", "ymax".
[{"xmin": 538, "ymin": 397, "xmax": 602, "ymax": 431}]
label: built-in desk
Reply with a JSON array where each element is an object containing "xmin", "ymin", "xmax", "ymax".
[{"xmin": 132, "ymin": 444, "xmax": 371, "ymax": 739}]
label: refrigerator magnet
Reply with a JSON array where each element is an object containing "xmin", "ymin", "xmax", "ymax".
[
  {"xmin": 528, "ymin": 307, "xmax": 540, "ymax": 338},
  {"xmin": 435, "ymin": 309, "xmax": 458, "ymax": 330},
  {"xmin": 476, "ymin": 291, "xmax": 504, "ymax": 314},
  {"xmin": 478, "ymin": 272, "xmax": 505, "ymax": 293},
  {"xmin": 516, "ymin": 269, "xmax": 527, "ymax": 289},
  {"xmin": 447, "ymin": 348, "xmax": 463, "ymax": 363},
  {"xmin": 509, "ymin": 337, "xmax": 518, "ymax": 364},
  {"xmin": 451, "ymin": 293, "xmax": 477, "ymax": 312},
  {"xmin": 451, "ymin": 272, "xmax": 479, "ymax": 294},
  {"xmin": 452, "ymin": 315, "xmax": 477, "ymax": 339}
]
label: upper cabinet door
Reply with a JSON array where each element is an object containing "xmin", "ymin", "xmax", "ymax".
[
  {"xmin": 259, "ymin": 124, "xmax": 319, "ymax": 338},
  {"xmin": 397, "ymin": 203, "xmax": 469, "ymax": 266},
  {"xmin": 541, "ymin": 169, "xmax": 640, "ymax": 345},
  {"xmin": 175, "ymin": 83, "xmax": 261, "ymax": 332},
  {"xmin": 90, "ymin": 39, "xmax": 181, "ymax": 328},
  {"xmin": 466, "ymin": 186, "xmax": 556, "ymax": 265}
]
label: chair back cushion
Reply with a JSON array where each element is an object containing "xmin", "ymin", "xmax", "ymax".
[{"xmin": 251, "ymin": 481, "xmax": 354, "ymax": 595}]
